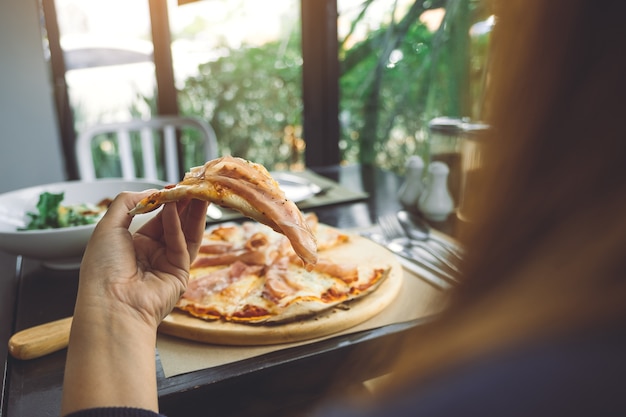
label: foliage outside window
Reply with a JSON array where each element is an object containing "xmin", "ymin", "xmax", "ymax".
[
  {"xmin": 338, "ymin": 0, "xmax": 491, "ymax": 173},
  {"xmin": 173, "ymin": 0, "xmax": 491, "ymax": 174},
  {"xmin": 160, "ymin": 0, "xmax": 304, "ymax": 172},
  {"xmin": 177, "ymin": 30, "xmax": 304, "ymax": 171}
]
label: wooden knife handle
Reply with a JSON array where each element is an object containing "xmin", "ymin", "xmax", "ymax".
[{"xmin": 8, "ymin": 316, "xmax": 73, "ymax": 360}]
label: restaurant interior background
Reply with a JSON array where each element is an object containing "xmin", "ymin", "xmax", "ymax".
[{"xmin": 0, "ymin": 0, "xmax": 491, "ymax": 194}]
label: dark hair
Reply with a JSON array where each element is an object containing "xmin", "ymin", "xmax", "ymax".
[{"xmin": 380, "ymin": 0, "xmax": 626, "ymax": 390}]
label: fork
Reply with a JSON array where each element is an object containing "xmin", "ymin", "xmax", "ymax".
[
  {"xmin": 378, "ymin": 214, "xmax": 462, "ymax": 277},
  {"xmin": 396, "ymin": 210, "xmax": 464, "ymax": 260}
]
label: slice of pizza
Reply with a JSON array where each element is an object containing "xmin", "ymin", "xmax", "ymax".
[{"xmin": 128, "ymin": 156, "xmax": 317, "ymax": 268}]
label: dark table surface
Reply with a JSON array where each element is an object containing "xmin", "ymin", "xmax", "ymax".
[{"xmin": 0, "ymin": 164, "xmax": 457, "ymax": 417}]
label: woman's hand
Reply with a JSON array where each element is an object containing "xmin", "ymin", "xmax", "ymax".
[
  {"xmin": 62, "ymin": 191, "xmax": 208, "ymax": 415},
  {"xmin": 77, "ymin": 191, "xmax": 208, "ymax": 329}
]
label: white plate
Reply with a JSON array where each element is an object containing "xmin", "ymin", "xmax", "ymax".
[
  {"xmin": 0, "ymin": 179, "xmax": 166, "ymax": 269},
  {"xmin": 204, "ymin": 172, "xmax": 322, "ymax": 221},
  {"xmin": 271, "ymin": 172, "xmax": 322, "ymax": 203}
]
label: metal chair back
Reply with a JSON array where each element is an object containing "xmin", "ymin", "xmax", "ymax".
[{"xmin": 75, "ymin": 116, "xmax": 218, "ymax": 183}]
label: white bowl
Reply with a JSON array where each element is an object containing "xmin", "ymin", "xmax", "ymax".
[{"xmin": 0, "ymin": 179, "xmax": 167, "ymax": 269}]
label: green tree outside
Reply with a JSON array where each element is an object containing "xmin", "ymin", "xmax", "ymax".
[{"xmin": 122, "ymin": 0, "xmax": 492, "ymax": 175}]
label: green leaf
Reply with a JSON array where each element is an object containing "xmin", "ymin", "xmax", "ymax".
[{"xmin": 20, "ymin": 192, "xmax": 64, "ymax": 230}]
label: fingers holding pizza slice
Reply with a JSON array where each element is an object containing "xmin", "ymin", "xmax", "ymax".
[{"xmin": 128, "ymin": 156, "xmax": 318, "ymax": 269}]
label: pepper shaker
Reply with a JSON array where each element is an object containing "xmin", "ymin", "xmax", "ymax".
[
  {"xmin": 418, "ymin": 161, "xmax": 454, "ymax": 222},
  {"xmin": 398, "ymin": 155, "xmax": 425, "ymax": 212}
]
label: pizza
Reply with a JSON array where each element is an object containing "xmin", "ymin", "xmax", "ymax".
[
  {"xmin": 129, "ymin": 155, "xmax": 317, "ymax": 268},
  {"xmin": 176, "ymin": 213, "xmax": 391, "ymax": 324},
  {"xmin": 128, "ymin": 156, "xmax": 395, "ymax": 329}
]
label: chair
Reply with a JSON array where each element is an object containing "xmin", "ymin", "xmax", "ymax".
[{"xmin": 75, "ymin": 116, "xmax": 218, "ymax": 183}]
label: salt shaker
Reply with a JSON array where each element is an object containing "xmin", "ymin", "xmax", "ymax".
[
  {"xmin": 428, "ymin": 117, "xmax": 463, "ymax": 205},
  {"xmin": 418, "ymin": 161, "xmax": 454, "ymax": 222},
  {"xmin": 398, "ymin": 155, "xmax": 425, "ymax": 212}
]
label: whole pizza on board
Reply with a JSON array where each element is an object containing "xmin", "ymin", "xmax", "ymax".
[{"xmin": 159, "ymin": 215, "xmax": 402, "ymax": 345}]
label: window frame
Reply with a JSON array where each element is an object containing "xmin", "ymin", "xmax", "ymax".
[{"xmin": 300, "ymin": 0, "xmax": 341, "ymax": 167}]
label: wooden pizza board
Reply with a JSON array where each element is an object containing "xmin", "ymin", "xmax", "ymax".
[{"xmin": 158, "ymin": 233, "xmax": 403, "ymax": 346}]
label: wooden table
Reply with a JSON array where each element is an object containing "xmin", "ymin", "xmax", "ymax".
[{"xmin": 0, "ymin": 164, "xmax": 451, "ymax": 417}]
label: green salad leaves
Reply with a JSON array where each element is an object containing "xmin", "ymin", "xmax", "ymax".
[{"xmin": 20, "ymin": 191, "xmax": 109, "ymax": 230}]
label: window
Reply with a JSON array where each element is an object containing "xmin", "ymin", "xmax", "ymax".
[
  {"xmin": 42, "ymin": 0, "xmax": 490, "ymax": 177},
  {"xmin": 55, "ymin": 0, "xmax": 155, "ymax": 127},
  {"xmin": 169, "ymin": 0, "xmax": 305, "ymax": 170}
]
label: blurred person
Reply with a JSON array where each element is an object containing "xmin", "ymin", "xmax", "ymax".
[
  {"xmin": 314, "ymin": 0, "xmax": 626, "ymax": 415},
  {"xmin": 61, "ymin": 0, "xmax": 626, "ymax": 416}
]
